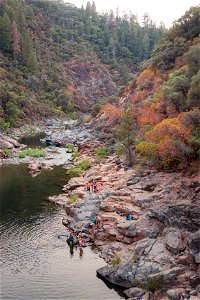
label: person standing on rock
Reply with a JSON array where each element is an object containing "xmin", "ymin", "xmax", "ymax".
[
  {"xmin": 79, "ymin": 247, "xmax": 83, "ymax": 258},
  {"xmin": 67, "ymin": 232, "xmax": 74, "ymax": 246},
  {"xmin": 92, "ymin": 179, "xmax": 97, "ymax": 193}
]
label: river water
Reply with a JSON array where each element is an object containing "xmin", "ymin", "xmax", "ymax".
[{"xmin": 0, "ymin": 162, "xmax": 124, "ymax": 299}]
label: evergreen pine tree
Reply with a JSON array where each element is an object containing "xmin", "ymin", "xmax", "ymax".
[
  {"xmin": 0, "ymin": 13, "xmax": 12, "ymax": 53},
  {"xmin": 11, "ymin": 20, "xmax": 20, "ymax": 60}
]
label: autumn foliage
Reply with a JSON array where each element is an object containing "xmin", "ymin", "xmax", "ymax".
[
  {"xmin": 116, "ymin": 19, "xmax": 200, "ymax": 169},
  {"xmin": 136, "ymin": 109, "xmax": 199, "ymax": 167},
  {"xmin": 101, "ymin": 103, "xmax": 123, "ymax": 123}
]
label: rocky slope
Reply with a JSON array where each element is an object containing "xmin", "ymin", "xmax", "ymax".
[{"xmin": 49, "ymin": 139, "xmax": 200, "ymax": 300}]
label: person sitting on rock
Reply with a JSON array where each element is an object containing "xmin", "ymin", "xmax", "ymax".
[
  {"xmin": 86, "ymin": 182, "xmax": 91, "ymax": 192},
  {"xmin": 89, "ymin": 215, "xmax": 97, "ymax": 228},
  {"xmin": 93, "ymin": 180, "xmax": 97, "ymax": 193},
  {"xmin": 95, "ymin": 183, "xmax": 101, "ymax": 192},
  {"xmin": 126, "ymin": 215, "xmax": 134, "ymax": 221}
]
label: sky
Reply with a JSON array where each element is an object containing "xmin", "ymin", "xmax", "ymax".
[{"xmin": 65, "ymin": 0, "xmax": 200, "ymax": 28}]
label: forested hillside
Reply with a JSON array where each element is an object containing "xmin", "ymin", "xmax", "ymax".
[
  {"xmin": 97, "ymin": 6, "xmax": 200, "ymax": 169},
  {"xmin": 0, "ymin": 0, "xmax": 164, "ymax": 128}
]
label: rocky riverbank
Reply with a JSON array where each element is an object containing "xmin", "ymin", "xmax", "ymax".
[
  {"xmin": 49, "ymin": 139, "xmax": 200, "ymax": 300},
  {"xmin": 1, "ymin": 118, "xmax": 199, "ymax": 299},
  {"xmin": 0, "ymin": 117, "xmax": 96, "ymax": 171}
]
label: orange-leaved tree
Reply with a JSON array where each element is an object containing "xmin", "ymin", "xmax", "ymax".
[
  {"xmin": 136, "ymin": 112, "xmax": 197, "ymax": 167},
  {"xmin": 100, "ymin": 103, "xmax": 123, "ymax": 124}
]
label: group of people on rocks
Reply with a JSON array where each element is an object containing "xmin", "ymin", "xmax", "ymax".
[
  {"xmin": 67, "ymin": 226, "xmax": 84, "ymax": 248},
  {"xmin": 61, "ymin": 212, "xmax": 102, "ymax": 257},
  {"xmin": 86, "ymin": 178, "xmax": 102, "ymax": 193},
  {"xmin": 116, "ymin": 209, "xmax": 135, "ymax": 220}
]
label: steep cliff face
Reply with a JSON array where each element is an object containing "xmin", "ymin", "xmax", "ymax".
[{"xmin": 62, "ymin": 53, "xmax": 117, "ymax": 111}]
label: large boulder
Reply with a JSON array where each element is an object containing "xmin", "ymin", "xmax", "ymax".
[
  {"xmin": 0, "ymin": 138, "xmax": 14, "ymax": 149},
  {"xmin": 150, "ymin": 204, "xmax": 200, "ymax": 232},
  {"xmin": 166, "ymin": 289, "xmax": 179, "ymax": 300},
  {"xmin": 28, "ymin": 163, "xmax": 41, "ymax": 174},
  {"xmin": 127, "ymin": 177, "xmax": 141, "ymax": 186},
  {"xmin": 135, "ymin": 215, "xmax": 164, "ymax": 239},
  {"xmin": 124, "ymin": 287, "xmax": 146, "ymax": 298},
  {"xmin": 148, "ymin": 266, "xmax": 186, "ymax": 287},
  {"xmin": 164, "ymin": 228, "xmax": 187, "ymax": 254},
  {"xmin": 187, "ymin": 230, "xmax": 200, "ymax": 257},
  {"xmin": 96, "ymin": 264, "xmax": 133, "ymax": 288},
  {"xmin": 64, "ymin": 177, "xmax": 85, "ymax": 190},
  {"xmin": 48, "ymin": 194, "xmax": 67, "ymax": 206},
  {"xmin": 116, "ymin": 222, "xmax": 137, "ymax": 237},
  {"xmin": 3, "ymin": 135, "xmax": 20, "ymax": 147}
]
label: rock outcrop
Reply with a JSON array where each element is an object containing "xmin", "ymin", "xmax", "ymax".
[
  {"xmin": 44, "ymin": 123, "xmax": 200, "ymax": 300},
  {"xmin": 0, "ymin": 134, "xmax": 23, "ymax": 160},
  {"xmin": 54, "ymin": 150, "xmax": 200, "ymax": 299}
]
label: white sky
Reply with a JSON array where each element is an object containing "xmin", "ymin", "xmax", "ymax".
[{"xmin": 65, "ymin": 0, "xmax": 200, "ymax": 28}]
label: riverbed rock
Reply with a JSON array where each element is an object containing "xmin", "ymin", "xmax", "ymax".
[
  {"xmin": 97, "ymin": 263, "xmax": 133, "ymax": 288},
  {"xmin": 28, "ymin": 162, "xmax": 41, "ymax": 173},
  {"xmin": 63, "ymin": 177, "xmax": 85, "ymax": 190},
  {"xmin": 149, "ymin": 204, "xmax": 200, "ymax": 232},
  {"xmin": 164, "ymin": 228, "xmax": 186, "ymax": 254},
  {"xmin": 187, "ymin": 230, "xmax": 200, "ymax": 258},
  {"xmin": 3, "ymin": 135, "xmax": 21, "ymax": 147},
  {"xmin": 40, "ymin": 126, "xmax": 200, "ymax": 299},
  {"xmin": 48, "ymin": 194, "xmax": 67, "ymax": 206},
  {"xmin": 116, "ymin": 222, "xmax": 137, "ymax": 238},
  {"xmin": 127, "ymin": 176, "xmax": 141, "ymax": 186},
  {"xmin": 0, "ymin": 138, "xmax": 14, "ymax": 149},
  {"xmin": 166, "ymin": 289, "xmax": 179, "ymax": 300},
  {"xmin": 100, "ymin": 200, "xmax": 116, "ymax": 212},
  {"xmin": 124, "ymin": 287, "xmax": 146, "ymax": 298},
  {"xmin": 195, "ymin": 253, "xmax": 200, "ymax": 264}
]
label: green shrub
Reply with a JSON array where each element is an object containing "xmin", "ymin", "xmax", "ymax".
[
  {"xmin": 185, "ymin": 163, "xmax": 199, "ymax": 175},
  {"xmin": 79, "ymin": 159, "xmax": 91, "ymax": 171},
  {"xmin": 140, "ymin": 277, "xmax": 162, "ymax": 292},
  {"xmin": 66, "ymin": 166, "xmax": 82, "ymax": 177},
  {"xmin": 65, "ymin": 143, "xmax": 75, "ymax": 149},
  {"xmin": 2, "ymin": 121, "xmax": 11, "ymax": 132},
  {"xmin": 136, "ymin": 141, "xmax": 158, "ymax": 158},
  {"xmin": 72, "ymin": 150, "xmax": 79, "ymax": 160},
  {"xmin": 67, "ymin": 194, "xmax": 78, "ymax": 205},
  {"xmin": 95, "ymin": 146, "xmax": 109, "ymax": 159},
  {"xmin": 132, "ymin": 255, "xmax": 137, "ymax": 263},
  {"xmin": 112, "ymin": 254, "xmax": 121, "ymax": 267},
  {"xmin": 67, "ymin": 111, "xmax": 77, "ymax": 120},
  {"xmin": 18, "ymin": 148, "xmax": 47, "ymax": 158},
  {"xmin": 2, "ymin": 146, "xmax": 11, "ymax": 157}
]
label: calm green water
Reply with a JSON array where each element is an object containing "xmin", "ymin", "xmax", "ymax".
[
  {"xmin": 0, "ymin": 164, "xmax": 124, "ymax": 300},
  {"xmin": 18, "ymin": 132, "xmax": 46, "ymax": 148}
]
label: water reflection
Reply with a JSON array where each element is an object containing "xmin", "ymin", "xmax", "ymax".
[
  {"xmin": 18, "ymin": 132, "xmax": 46, "ymax": 148},
  {"xmin": 0, "ymin": 164, "xmax": 124, "ymax": 299}
]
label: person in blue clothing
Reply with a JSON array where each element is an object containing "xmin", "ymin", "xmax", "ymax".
[
  {"xmin": 126, "ymin": 215, "xmax": 134, "ymax": 220},
  {"xmin": 67, "ymin": 232, "xmax": 74, "ymax": 246},
  {"xmin": 91, "ymin": 216, "xmax": 97, "ymax": 224}
]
